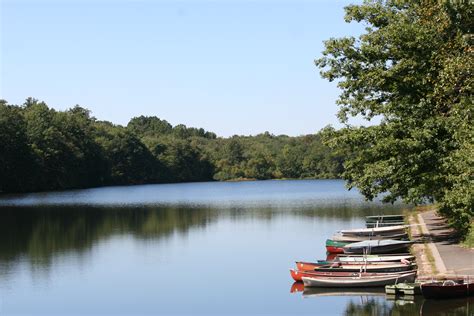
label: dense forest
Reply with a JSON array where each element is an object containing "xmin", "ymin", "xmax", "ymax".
[{"xmin": 0, "ymin": 98, "xmax": 344, "ymax": 193}]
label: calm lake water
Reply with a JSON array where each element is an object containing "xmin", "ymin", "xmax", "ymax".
[{"xmin": 0, "ymin": 180, "xmax": 471, "ymax": 315}]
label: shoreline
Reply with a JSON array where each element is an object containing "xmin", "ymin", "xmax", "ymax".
[{"xmin": 0, "ymin": 177, "xmax": 342, "ymax": 196}]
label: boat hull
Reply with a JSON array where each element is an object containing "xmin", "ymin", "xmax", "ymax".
[
  {"xmin": 325, "ymin": 239, "xmax": 350, "ymax": 254},
  {"xmin": 290, "ymin": 268, "xmax": 414, "ymax": 282},
  {"xmin": 385, "ymin": 283, "xmax": 421, "ymax": 295},
  {"xmin": 337, "ymin": 255, "xmax": 415, "ymax": 263},
  {"xmin": 295, "ymin": 259, "xmax": 415, "ymax": 271},
  {"xmin": 340, "ymin": 225, "xmax": 407, "ymax": 237},
  {"xmin": 290, "ymin": 269, "xmax": 363, "ymax": 282},
  {"xmin": 421, "ymin": 281, "xmax": 474, "ymax": 299},
  {"xmin": 326, "ymin": 245, "xmax": 345, "ymax": 254},
  {"xmin": 366, "ymin": 222, "xmax": 406, "ymax": 228},
  {"xmin": 342, "ymin": 240, "xmax": 413, "ymax": 254},
  {"xmin": 366, "ymin": 215, "xmax": 405, "ymax": 222},
  {"xmin": 331, "ymin": 233, "xmax": 408, "ymax": 242},
  {"xmin": 296, "ymin": 261, "xmax": 326, "ymax": 271},
  {"xmin": 314, "ymin": 263, "xmax": 416, "ymax": 273},
  {"xmin": 302, "ymin": 272, "xmax": 416, "ymax": 288}
]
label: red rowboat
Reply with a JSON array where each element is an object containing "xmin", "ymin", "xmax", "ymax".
[
  {"xmin": 326, "ymin": 245, "xmax": 345, "ymax": 254},
  {"xmin": 295, "ymin": 261, "xmax": 327, "ymax": 271},
  {"xmin": 290, "ymin": 269, "xmax": 360, "ymax": 281},
  {"xmin": 325, "ymin": 239, "xmax": 348, "ymax": 254}
]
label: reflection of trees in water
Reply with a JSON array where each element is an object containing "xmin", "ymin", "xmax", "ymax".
[
  {"xmin": 421, "ymin": 297, "xmax": 474, "ymax": 316},
  {"xmin": 0, "ymin": 203, "xmax": 410, "ymax": 270},
  {"xmin": 294, "ymin": 204, "xmax": 409, "ymax": 220},
  {"xmin": 0, "ymin": 206, "xmax": 219, "ymax": 268},
  {"xmin": 344, "ymin": 297, "xmax": 422, "ymax": 316},
  {"xmin": 344, "ymin": 298, "xmax": 391, "ymax": 316},
  {"xmin": 226, "ymin": 204, "xmax": 409, "ymax": 221},
  {"xmin": 343, "ymin": 296, "xmax": 473, "ymax": 316}
]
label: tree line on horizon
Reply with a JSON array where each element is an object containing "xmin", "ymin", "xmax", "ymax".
[{"xmin": 0, "ymin": 98, "xmax": 344, "ymax": 193}]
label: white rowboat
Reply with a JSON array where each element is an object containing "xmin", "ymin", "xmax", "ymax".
[
  {"xmin": 336, "ymin": 255, "xmax": 415, "ymax": 263},
  {"xmin": 340, "ymin": 225, "xmax": 407, "ymax": 236},
  {"xmin": 331, "ymin": 233, "xmax": 408, "ymax": 242},
  {"xmin": 302, "ymin": 271, "xmax": 417, "ymax": 288}
]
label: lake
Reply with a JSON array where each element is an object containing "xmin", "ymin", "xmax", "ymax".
[{"xmin": 0, "ymin": 180, "xmax": 471, "ymax": 315}]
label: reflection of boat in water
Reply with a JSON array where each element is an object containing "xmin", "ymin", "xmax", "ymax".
[
  {"xmin": 386, "ymin": 293, "xmax": 415, "ymax": 303},
  {"xmin": 290, "ymin": 282, "xmax": 304, "ymax": 293},
  {"xmin": 421, "ymin": 296, "xmax": 474, "ymax": 315},
  {"xmin": 302, "ymin": 287, "xmax": 385, "ymax": 297}
]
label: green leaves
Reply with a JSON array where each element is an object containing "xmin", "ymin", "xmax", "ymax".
[{"xmin": 317, "ymin": 0, "xmax": 473, "ymax": 236}]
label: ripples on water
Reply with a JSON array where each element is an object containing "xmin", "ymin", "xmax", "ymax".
[{"xmin": 0, "ymin": 180, "xmax": 468, "ymax": 315}]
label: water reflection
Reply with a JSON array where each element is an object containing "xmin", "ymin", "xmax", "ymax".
[
  {"xmin": 290, "ymin": 285, "xmax": 422, "ymax": 315},
  {"xmin": 0, "ymin": 181, "xmax": 414, "ymax": 315},
  {"xmin": 291, "ymin": 286, "xmax": 474, "ymax": 316},
  {"xmin": 0, "ymin": 202, "xmax": 405, "ymax": 270},
  {"xmin": 302, "ymin": 287, "xmax": 386, "ymax": 298},
  {"xmin": 421, "ymin": 297, "xmax": 474, "ymax": 316},
  {"xmin": 0, "ymin": 206, "xmax": 217, "ymax": 268}
]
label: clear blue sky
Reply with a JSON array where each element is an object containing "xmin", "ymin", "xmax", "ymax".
[{"xmin": 1, "ymin": 0, "xmax": 364, "ymax": 137}]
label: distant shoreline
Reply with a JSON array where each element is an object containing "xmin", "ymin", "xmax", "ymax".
[{"xmin": 0, "ymin": 177, "xmax": 342, "ymax": 196}]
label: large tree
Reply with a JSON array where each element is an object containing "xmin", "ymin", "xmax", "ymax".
[{"xmin": 316, "ymin": 0, "xmax": 473, "ymax": 234}]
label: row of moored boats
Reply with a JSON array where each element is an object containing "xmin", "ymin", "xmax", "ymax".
[{"xmin": 290, "ymin": 215, "xmax": 474, "ymax": 299}]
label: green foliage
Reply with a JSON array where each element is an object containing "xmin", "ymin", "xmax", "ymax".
[
  {"xmin": 316, "ymin": 0, "xmax": 473, "ymax": 236},
  {"xmin": 0, "ymin": 98, "xmax": 344, "ymax": 193},
  {"xmin": 208, "ymin": 132, "xmax": 343, "ymax": 181},
  {"xmin": 16, "ymin": 98, "xmax": 108, "ymax": 191},
  {"xmin": 98, "ymin": 129, "xmax": 158, "ymax": 184},
  {"xmin": 127, "ymin": 116, "xmax": 172, "ymax": 137},
  {"xmin": 0, "ymin": 100, "xmax": 34, "ymax": 192},
  {"xmin": 277, "ymin": 144, "xmax": 304, "ymax": 178},
  {"xmin": 157, "ymin": 138, "xmax": 214, "ymax": 182},
  {"xmin": 127, "ymin": 116, "xmax": 216, "ymax": 139}
]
